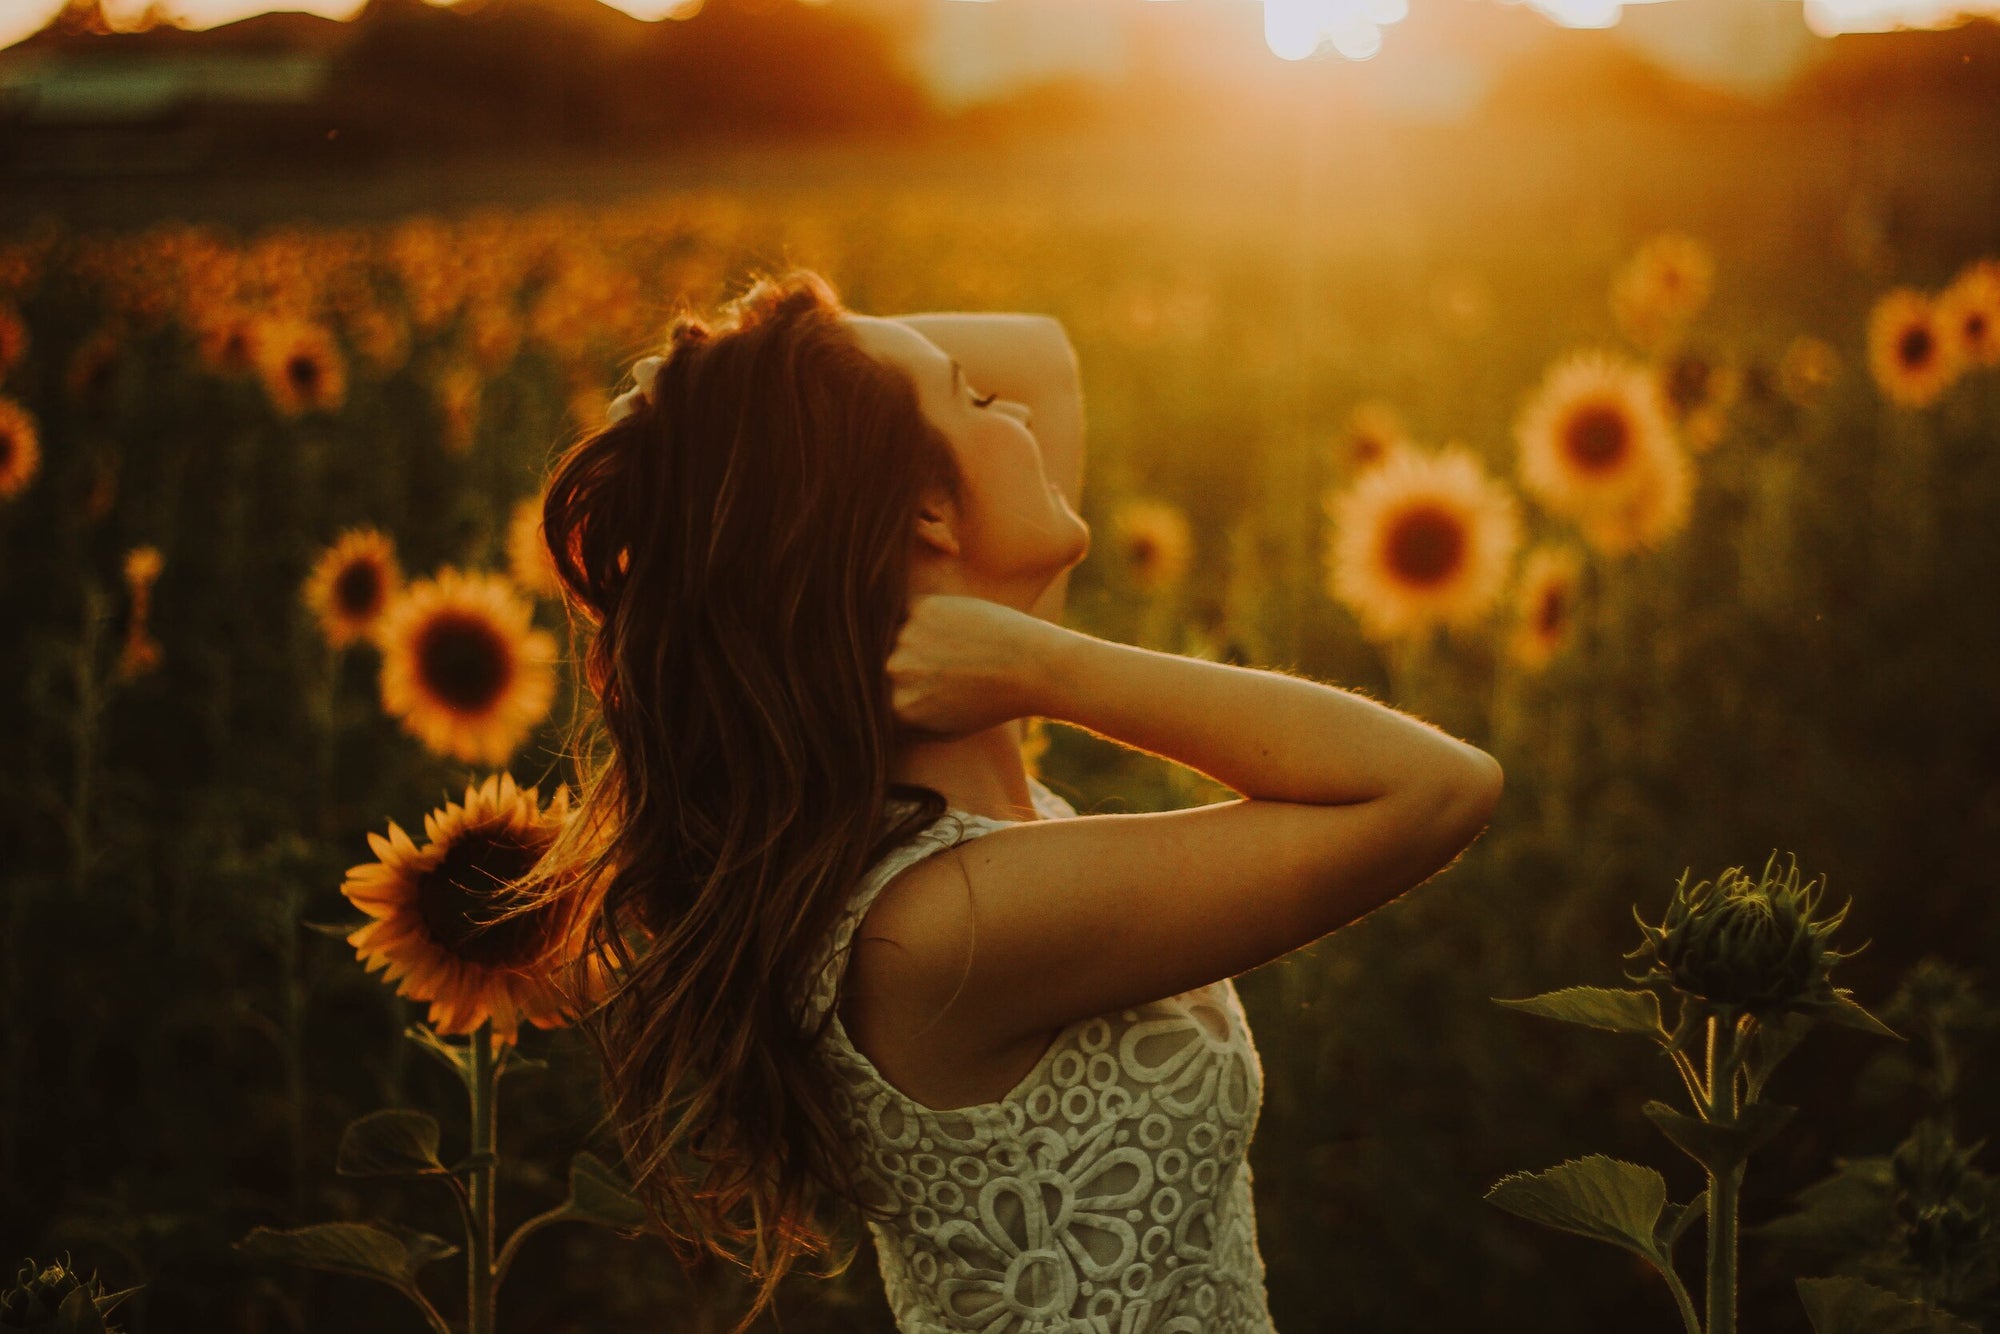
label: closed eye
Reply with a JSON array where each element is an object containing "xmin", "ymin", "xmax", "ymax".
[{"xmin": 971, "ymin": 390, "xmax": 998, "ymax": 408}]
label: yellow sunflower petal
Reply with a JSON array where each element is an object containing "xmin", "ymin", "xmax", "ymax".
[{"xmin": 1324, "ymin": 442, "xmax": 1521, "ymax": 644}]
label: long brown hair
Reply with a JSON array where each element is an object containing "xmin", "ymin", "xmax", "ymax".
[{"xmin": 496, "ymin": 267, "xmax": 965, "ymax": 1328}]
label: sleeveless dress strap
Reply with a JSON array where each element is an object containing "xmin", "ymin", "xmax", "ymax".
[{"xmin": 799, "ymin": 776, "xmax": 1077, "ymax": 1029}]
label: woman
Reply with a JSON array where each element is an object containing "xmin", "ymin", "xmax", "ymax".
[{"xmin": 505, "ymin": 268, "xmax": 1502, "ymax": 1333}]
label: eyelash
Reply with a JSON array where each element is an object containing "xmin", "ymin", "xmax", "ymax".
[{"xmin": 971, "ymin": 391, "xmax": 998, "ymax": 408}]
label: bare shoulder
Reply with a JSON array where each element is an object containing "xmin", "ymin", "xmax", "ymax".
[{"xmin": 840, "ymin": 791, "xmax": 1496, "ymax": 1092}]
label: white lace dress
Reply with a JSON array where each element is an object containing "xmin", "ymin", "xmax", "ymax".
[{"xmin": 800, "ymin": 777, "xmax": 1277, "ymax": 1334}]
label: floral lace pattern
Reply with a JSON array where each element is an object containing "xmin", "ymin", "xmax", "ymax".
[{"xmin": 801, "ymin": 779, "xmax": 1277, "ymax": 1334}]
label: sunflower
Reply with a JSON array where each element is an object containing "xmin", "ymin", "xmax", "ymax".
[
  {"xmin": 1110, "ymin": 497, "xmax": 1194, "ymax": 593},
  {"xmin": 65, "ymin": 322, "xmax": 125, "ymax": 403},
  {"xmin": 1867, "ymin": 287, "xmax": 1962, "ymax": 409},
  {"xmin": 340, "ymin": 772, "xmax": 595, "ymax": 1045},
  {"xmin": 1657, "ymin": 350, "xmax": 1740, "ymax": 455},
  {"xmin": 437, "ymin": 363, "xmax": 482, "ymax": 456},
  {"xmin": 118, "ymin": 544, "xmax": 163, "ymax": 681},
  {"xmin": 377, "ymin": 567, "xmax": 558, "ymax": 765},
  {"xmin": 1020, "ymin": 714, "xmax": 1052, "ymax": 773},
  {"xmin": 304, "ymin": 527, "xmax": 404, "ymax": 649},
  {"xmin": 345, "ymin": 303, "xmax": 411, "ymax": 376},
  {"xmin": 462, "ymin": 298, "xmax": 522, "ymax": 373},
  {"xmin": 1324, "ymin": 442, "xmax": 1521, "ymax": 643},
  {"xmin": 1936, "ymin": 258, "xmax": 2000, "ymax": 370},
  {"xmin": 0, "ymin": 303, "xmax": 26, "ymax": 382},
  {"xmin": 1516, "ymin": 349, "xmax": 1683, "ymax": 525},
  {"xmin": 192, "ymin": 304, "xmax": 259, "ymax": 378},
  {"xmin": 1507, "ymin": 544, "xmax": 1584, "ymax": 670},
  {"xmin": 504, "ymin": 494, "xmax": 561, "ymax": 600},
  {"xmin": 1778, "ymin": 334, "xmax": 1842, "ymax": 407},
  {"xmin": 253, "ymin": 315, "xmax": 348, "ymax": 417},
  {"xmin": 1612, "ymin": 233, "xmax": 1714, "ymax": 350},
  {"xmin": 1576, "ymin": 438, "xmax": 1693, "ymax": 558},
  {"xmin": 0, "ymin": 397, "xmax": 40, "ymax": 500},
  {"xmin": 566, "ymin": 369, "xmax": 610, "ymax": 433},
  {"xmin": 1337, "ymin": 400, "xmax": 1412, "ymax": 476}
]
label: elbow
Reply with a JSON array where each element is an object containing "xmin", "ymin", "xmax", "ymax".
[
  {"xmin": 1027, "ymin": 314, "xmax": 1078, "ymax": 371},
  {"xmin": 1441, "ymin": 749, "xmax": 1503, "ymax": 841}
]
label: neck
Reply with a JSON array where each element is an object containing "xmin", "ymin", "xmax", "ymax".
[{"xmin": 890, "ymin": 722, "xmax": 1038, "ymax": 823}]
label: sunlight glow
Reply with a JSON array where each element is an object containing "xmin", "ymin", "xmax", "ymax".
[
  {"xmin": 1261, "ymin": 0, "xmax": 1408, "ymax": 61},
  {"xmin": 4, "ymin": 0, "xmax": 2000, "ymax": 62},
  {"xmin": 1526, "ymin": 0, "xmax": 1628, "ymax": 26}
]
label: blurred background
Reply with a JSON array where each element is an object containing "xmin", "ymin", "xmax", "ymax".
[{"xmin": 2, "ymin": 0, "xmax": 1999, "ymax": 1331}]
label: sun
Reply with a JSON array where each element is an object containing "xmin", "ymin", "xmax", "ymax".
[{"xmin": 377, "ymin": 567, "xmax": 559, "ymax": 765}]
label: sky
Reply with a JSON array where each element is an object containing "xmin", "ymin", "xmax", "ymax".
[{"xmin": 3, "ymin": 0, "xmax": 1998, "ymax": 58}]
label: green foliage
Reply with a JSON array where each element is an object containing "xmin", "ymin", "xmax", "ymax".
[
  {"xmin": 6, "ymin": 113, "xmax": 2000, "ymax": 1333},
  {"xmin": 0, "ymin": 1255, "xmax": 139, "ymax": 1334},
  {"xmin": 1755, "ymin": 959, "xmax": 2000, "ymax": 1326},
  {"xmin": 235, "ymin": 1221, "xmax": 457, "ymax": 1300},
  {"xmin": 1795, "ymin": 1275, "xmax": 1979, "ymax": 1334},
  {"xmin": 1622, "ymin": 851, "xmax": 1873, "ymax": 1029},
  {"xmin": 1484, "ymin": 1154, "xmax": 1699, "ymax": 1277},
  {"xmin": 1492, "ymin": 986, "xmax": 1665, "ymax": 1037}
]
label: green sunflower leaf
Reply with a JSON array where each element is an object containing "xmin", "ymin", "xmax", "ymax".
[
  {"xmin": 1796, "ymin": 1275, "xmax": 1979, "ymax": 1333},
  {"xmin": 1485, "ymin": 1154, "xmax": 1672, "ymax": 1272},
  {"xmin": 1492, "ymin": 987, "xmax": 1666, "ymax": 1038},
  {"xmin": 234, "ymin": 1220, "xmax": 457, "ymax": 1296},
  {"xmin": 336, "ymin": 1109, "xmax": 450, "ymax": 1178},
  {"xmin": 1643, "ymin": 1099, "xmax": 1795, "ymax": 1173},
  {"xmin": 1820, "ymin": 991, "xmax": 1902, "ymax": 1040}
]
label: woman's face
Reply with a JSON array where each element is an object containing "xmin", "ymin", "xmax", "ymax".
[{"xmin": 843, "ymin": 314, "xmax": 1088, "ymax": 609}]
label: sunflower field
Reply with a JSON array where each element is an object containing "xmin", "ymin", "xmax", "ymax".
[{"xmin": 3, "ymin": 107, "xmax": 2000, "ymax": 1333}]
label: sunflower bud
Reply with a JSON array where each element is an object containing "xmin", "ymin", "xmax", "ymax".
[
  {"xmin": 1889, "ymin": 1120, "xmax": 1992, "ymax": 1273},
  {"xmin": 0, "ymin": 1253, "xmax": 135, "ymax": 1332},
  {"xmin": 1623, "ymin": 851, "xmax": 1862, "ymax": 1022}
]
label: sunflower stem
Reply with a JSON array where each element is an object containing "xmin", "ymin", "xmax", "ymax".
[
  {"xmin": 492, "ymin": 1203, "xmax": 567, "ymax": 1295},
  {"xmin": 467, "ymin": 1020, "xmax": 497, "ymax": 1334},
  {"xmin": 1704, "ymin": 1013, "xmax": 1740, "ymax": 1334}
]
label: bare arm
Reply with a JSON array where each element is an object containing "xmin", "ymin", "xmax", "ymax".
[
  {"xmin": 1027, "ymin": 620, "xmax": 1500, "ymax": 807},
  {"xmin": 856, "ymin": 616, "xmax": 1503, "ymax": 1068}
]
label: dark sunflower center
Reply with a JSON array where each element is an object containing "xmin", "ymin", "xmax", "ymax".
[
  {"xmin": 334, "ymin": 560, "xmax": 383, "ymax": 618},
  {"xmin": 1898, "ymin": 325, "xmax": 1934, "ymax": 369},
  {"xmin": 1128, "ymin": 535, "xmax": 1158, "ymax": 568},
  {"xmin": 1385, "ymin": 505, "xmax": 1466, "ymax": 586},
  {"xmin": 0, "ymin": 432, "xmax": 13, "ymax": 469},
  {"xmin": 416, "ymin": 824, "xmax": 553, "ymax": 966},
  {"xmin": 288, "ymin": 353, "xmax": 321, "ymax": 395},
  {"xmin": 1966, "ymin": 311, "xmax": 1989, "ymax": 342},
  {"xmin": 1535, "ymin": 584, "xmax": 1567, "ymax": 636},
  {"xmin": 225, "ymin": 330, "xmax": 250, "ymax": 365},
  {"xmin": 1665, "ymin": 357, "xmax": 1710, "ymax": 417},
  {"xmin": 1564, "ymin": 403, "xmax": 1631, "ymax": 473},
  {"xmin": 416, "ymin": 611, "xmax": 512, "ymax": 714}
]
